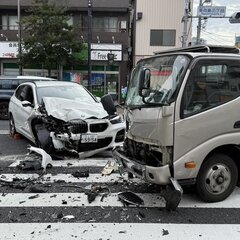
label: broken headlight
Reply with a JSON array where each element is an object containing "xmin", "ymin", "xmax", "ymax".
[{"xmin": 110, "ymin": 115, "xmax": 124, "ymax": 124}]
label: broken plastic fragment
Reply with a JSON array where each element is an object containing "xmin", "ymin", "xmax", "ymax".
[
  {"xmin": 17, "ymin": 160, "xmax": 42, "ymax": 171},
  {"xmin": 101, "ymin": 160, "xmax": 118, "ymax": 175},
  {"xmin": 118, "ymin": 191, "xmax": 144, "ymax": 206},
  {"xmin": 72, "ymin": 169, "xmax": 89, "ymax": 178},
  {"xmin": 160, "ymin": 187, "xmax": 182, "ymax": 211},
  {"xmin": 86, "ymin": 192, "xmax": 97, "ymax": 203},
  {"xmin": 27, "ymin": 146, "xmax": 54, "ymax": 173},
  {"xmin": 0, "ymin": 174, "xmax": 13, "ymax": 183},
  {"xmin": 62, "ymin": 215, "xmax": 75, "ymax": 220}
]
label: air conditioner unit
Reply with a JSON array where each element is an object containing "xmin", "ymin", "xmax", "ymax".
[{"xmin": 120, "ymin": 21, "xmax": 127, "ymax": 30}]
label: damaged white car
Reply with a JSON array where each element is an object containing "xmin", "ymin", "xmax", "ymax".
[{"xmin": 8, "ymin": 81, "xmax": 126, "ymax": 157}]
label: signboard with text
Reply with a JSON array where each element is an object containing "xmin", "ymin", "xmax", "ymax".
[
  {"xmin": 197, "ymin": 6, "xmax": 226, "ymax": 17},
  {"xmin": 91, "ymin": 43, "xmax": 122, "ymax": 61},
  {"xmin": 0, "ymin": 41, "xmax": 18, "ymax": 58}
]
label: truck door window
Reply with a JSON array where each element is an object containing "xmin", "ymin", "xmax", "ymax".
[{"xmin": 181, "ymin": 60, "xmax": 240, "ymax": 118}]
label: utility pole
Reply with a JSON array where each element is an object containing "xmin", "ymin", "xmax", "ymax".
[
  {"xmin": 182, "ymin": 0, "xmax": 191, "ymax": 47},
  {"xmin": 196, "ymin": 0, "xmax": 203, "ymax": 45},
  {"xmin": 88, "ymin": 0, "xmax": 92, "ymax": 91},
  {"xmin": 18, "ymin": 0, "xmax": 23, "ymax": 75}
]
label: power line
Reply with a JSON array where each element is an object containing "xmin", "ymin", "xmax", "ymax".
[
  {"xmin": 202, "ymin": 29, "xmax": 235, "ymax": 38},
  {"xmin": 201, "ymin": 30, "xmax": 234, "ymax": 45}
]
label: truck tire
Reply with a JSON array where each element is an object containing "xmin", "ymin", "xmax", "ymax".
[
  {"xmin": 0, "ymin": 101, "xmax": 9, "ymax": 120},
  {"xmin": 196, "ymin": 153, "xmax": 238, "ymax": 202}
]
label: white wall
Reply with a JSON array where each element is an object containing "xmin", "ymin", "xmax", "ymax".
[{"xmin": 134, "ymin": 0, "xmax": 192, "ymax": 64}]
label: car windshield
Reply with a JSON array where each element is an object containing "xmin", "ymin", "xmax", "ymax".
[
  {"xmin": 37, "ymin": 84, "xmax": 97, "ymax": 104},
  {"xmin": 126, "ymin": 54, "xmax": 190, "ymax": 108}
]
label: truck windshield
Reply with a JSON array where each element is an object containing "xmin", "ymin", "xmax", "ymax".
[{"xmin": 126, "ymin": 55, "xmax": 190, "ymax": 108}]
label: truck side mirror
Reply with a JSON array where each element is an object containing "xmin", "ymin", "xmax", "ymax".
[
  {"xmin": 101, "ymin": 94, "xmax": 117, "ymax": 115},
  {"xmin": 139, "ymin": 68, "xmax": 151, "ymax": 97}
]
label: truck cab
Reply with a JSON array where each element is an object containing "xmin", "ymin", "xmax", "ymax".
[{"xmin": 113, "ymin": 45, "xmax": 240, "ymax": 202}]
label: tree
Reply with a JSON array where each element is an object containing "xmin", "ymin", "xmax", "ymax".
[{"xmin": 20, "ymin": 0, "xmax": 83, "ymax": 78}]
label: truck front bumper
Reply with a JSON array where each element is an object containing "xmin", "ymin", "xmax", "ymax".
[{"xmin": 113, "ymin": 147, "xmax": 172, "ymax": 185}]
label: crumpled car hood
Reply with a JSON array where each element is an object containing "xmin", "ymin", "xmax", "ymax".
[{"xmin": 42, "ymin": 97, "xmax": 108, "ymax": 121}]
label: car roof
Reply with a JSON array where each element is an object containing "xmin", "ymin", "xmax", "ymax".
[
  {"xmin": 32, "ymin": 81, "xmax": 80, "ymax": 87},
  {"xmin": 0, "ymin": 75, "xmax": 56, "ymax": 81}
]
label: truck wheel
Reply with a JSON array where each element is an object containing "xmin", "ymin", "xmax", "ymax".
[
  {"xmin": 9, "ymin": 114, "xmax": 17, "ymax": 137},
  {"xmin": 0, "ymin": 102, "xmax": 9, "ymax": 120},
  {"xmin": 196, "ymin": 153, "xmax": 238, "ymax": 202}
]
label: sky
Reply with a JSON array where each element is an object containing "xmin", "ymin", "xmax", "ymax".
[{"xmin": 191, "ymin": 0, "xmax": 239, "ymax": 45}]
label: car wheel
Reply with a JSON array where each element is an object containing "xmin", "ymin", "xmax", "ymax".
[
  {"xmin": 196, "ymin": 153, "xmax": 238, "ymax": 202},
  {"xmin": 9, "ymin": 114, "xmax": 17, "ymax": 136},
  {"xmin": 0, "ymin": 102, "xmax": 9, "ymax": 120}
]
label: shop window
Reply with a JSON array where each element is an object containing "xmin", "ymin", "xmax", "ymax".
[
  {"xmin": 106, "ymin": 65, "xmax": 119, "ymax": 71},
  {"xmin": 150, "ymin": 29, "xmax": 176, "ymax": 46}
]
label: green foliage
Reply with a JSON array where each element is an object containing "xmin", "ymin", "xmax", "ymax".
[{"xmin": 20, "ymin": 0, "xmax": 83, "ymax": 73}]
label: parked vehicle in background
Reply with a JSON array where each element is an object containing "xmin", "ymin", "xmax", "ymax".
[
  {"xmin": 113, "ymin": 45, "xmax": 240, "ymax": 203},
  {"xmin": 9, "ymin": 81, "xmax": 126, "ymax": 158},
  {"xmin": 0, "ymin": 76, "xmax": 55, "ymax": 120}
]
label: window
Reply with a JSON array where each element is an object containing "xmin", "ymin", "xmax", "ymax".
[
  {"xmin": 150, "ymin": 29, "xmax": 176, "ymax": 46},
  {"xmin": 66, "ymin": 16, "xmax": 73, "ymax": 26},
  {"xmin": 82, "ymin": 16, "xmax": 118, "ymax": 32},
  {"xmin": 181, "ymin": 60, "xmax": 240, "ymax": 117},
  {"xmin": 1, "ymin": 15, "xmax": 18, "ymax": 30}
]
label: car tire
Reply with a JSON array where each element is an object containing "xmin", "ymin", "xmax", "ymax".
[
  {"xmin": 0, "ymin": 101, "xmax": 9, "ymax": 120},
  {"xmin": 9, "ymin": 114, "xmax": 17, "ymax": 137},
  {"xmin": 196, "ymin": 153, "xmax": 238, "ymax": 202}
]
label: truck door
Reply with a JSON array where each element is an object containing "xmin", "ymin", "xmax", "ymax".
[{"xmin": 174, "ymin": 58, "xmax": 240, "ymax": 179}]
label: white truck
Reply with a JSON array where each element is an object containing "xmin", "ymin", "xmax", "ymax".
[{"xmin": 113, "ymin": 45, "xmax": 240, "ymax": 203}]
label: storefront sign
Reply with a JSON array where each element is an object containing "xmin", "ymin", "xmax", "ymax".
[
  {"xmin": 0, "ymin": 41, "xmax": 18, "ymax": 58},
  {"xmin": 91, "ymin": 44, "xmax": 122, "ymax": 61}
]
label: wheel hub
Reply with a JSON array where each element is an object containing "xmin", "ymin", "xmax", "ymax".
[{"xmin": 205, "ymin": 164, "xmax": 231, "ymax": 195}]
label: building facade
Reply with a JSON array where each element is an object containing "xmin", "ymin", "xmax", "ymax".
[
  {"xmin": 0, "ymin": 0, "xmax": 131, "ymax": 101},
  {"xmin": 131, "ymin": 0, "xmax": 192, "ymax": 65}
]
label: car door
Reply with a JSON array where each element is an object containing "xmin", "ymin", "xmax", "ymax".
[
  {"xmin": 13, "ymin": 84, "xmax": 35, "ymax": 138},
  {"xmin": 174, "ymin": 58, "xmax": 240, "ymax": 179}
]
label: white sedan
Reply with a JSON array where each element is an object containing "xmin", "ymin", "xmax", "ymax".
[{"xmin": 9, "ymin": 80, "xmax": 125, "ymax": 158}]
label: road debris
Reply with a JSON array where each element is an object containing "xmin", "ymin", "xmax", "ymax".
[
  {"xmin": 28, "ymin": 194, "xmax": 39, "ymax": 199},
  {"xmin": 118, "ymin": 191, "xmax": 144, "ymax": 206},
  {"xmin": 17, "ymin": 160, "xmax": 42, "ymax": 171},
  {"xmin": 62, "ymin": 215, "xmax": 75, "ymax": 220},
  {"xmin": 160, "ymin": 186, "xmax": 182, "ymax": 211},
  {"xmin": 101, "ymin": 160, "xmax": 118, "ymax": 175},
  {"xmin": 19, "ymin": 146, "xmax": 54, "ymax": 174},
  {"xmin": 162, "ymin": 229, "xmax": 169, "ymax": 236},
  {"xmin": 0, "ymin": 174, "xmax": 13, "ymax": 183},
  {"xmin": 72, "ymin": 169, "xmax": 89, "ymax": 178},
  {"xmin": 29, "ymin": 186, "xmax": 47, "ymax": 193}
]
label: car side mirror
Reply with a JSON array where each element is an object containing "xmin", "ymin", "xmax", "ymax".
[
  {"xmin": 139, "ymin": 68, "xmax": 151, "ymax": 97},
  {"xmin": 22, "ymin": 100, "xmax": 33, "ymax": 108}
]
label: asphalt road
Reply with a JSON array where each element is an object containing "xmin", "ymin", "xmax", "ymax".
[
  {"xmin": 0, "ymin": 120, "xmax": 31, "ymax": 157},
  {"xmin": 1, "ymin": 119, "xmax": 240, "ymax": 239}
]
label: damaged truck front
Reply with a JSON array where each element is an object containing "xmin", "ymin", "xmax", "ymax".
[{"xmin": 113, "ymin": 45, "xmax": 240, "ymax": 203}]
